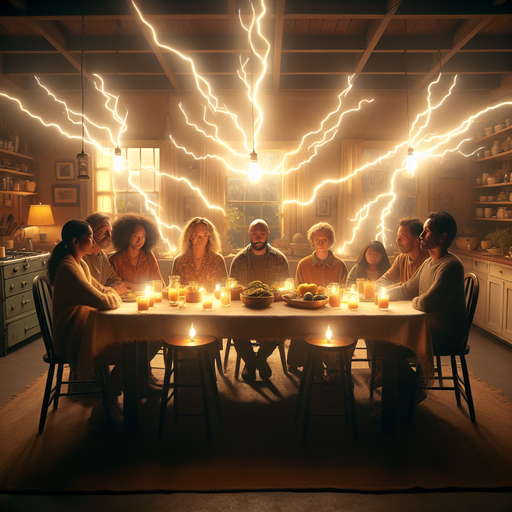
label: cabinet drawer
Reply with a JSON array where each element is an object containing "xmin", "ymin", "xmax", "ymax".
[
  {"xmin": 6, "ymin": 313, "xmax": 40, "ymax": 348},
  {"xmin": 458, "ymin": 256, "xmax": 472, "ymax": 271},
  {"xmin": 4, "ymin": 270, "xmax": 41, "ymax": 299},
  {"xmin": 3, "ymin": 256, "xmax": 49, "ymax": 279},
  {"xmin": 5, "ymin": 291, "xmax": 35, "ymax": 320},
  {"xmin": 472, "ymin": 259, "xmax": 488, "ymax": 274},
  {"xmin": 489, "ymin": 263, "xmax": 512, "ymax": 283}
]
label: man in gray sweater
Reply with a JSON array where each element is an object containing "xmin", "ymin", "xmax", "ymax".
[{"xmin": 374, "ymin": 211, "xmax": 468, "ymax": 419}]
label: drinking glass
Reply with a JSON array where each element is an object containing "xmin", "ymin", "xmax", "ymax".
[
  {"xmin": 220, "ymin": 286, "xmax": 231, "ymax": 308},
  {"xmin": 153, "ymin": 280, "xmax": 162, "ymax": 303},
  {"xmin": 327, "ymin": 282, "xmax": 340, "ymax": 309},
  {"xmin": 363, "ymin": 281, "xmax": 375, "ymax": 299},
  {"xmin": 169, "ymin": 275, "xmax": 181, "ymax": 306}
]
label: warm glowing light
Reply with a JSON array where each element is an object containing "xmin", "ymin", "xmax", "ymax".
[
  {"xmin": 248, "ymin": 150, "xmax": 261, "ymax": 184},
  {"xmin": 326, "ymin": 325, "xmax": 332, "ymax": 343},
  {"xmin": 402, "ymin": 147, "xmax": 417, "ymax": 178},
  {"xmin": 114, "ymin": 146, "xmax": 122, "ymax": 173},
  {"xmin": 190, "ymin": 323, "xmax": 195, "ymax": 343}
]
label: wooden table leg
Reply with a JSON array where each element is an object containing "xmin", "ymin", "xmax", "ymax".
[
  {"xmin": 122, "ymin": 342, "xmax": 139, "ymax": 432},
  {"xmin": 381, "ymin": 342, "xmax": 397, "ymax": 434}
]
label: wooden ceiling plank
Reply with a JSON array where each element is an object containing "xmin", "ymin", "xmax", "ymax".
[
  {"xmin": 294, "ymin": 19, "xmax": 310, "ymax": 36},
  {"xmin": 273, "ymin": 0, "xmax": 285, "ymax": 91},
  {"xmin": 352, "ymin": 0, "xmax": 400, "ymax": 83},
  {"xmin": 319, "ymin": 19, "xmax": 338, "ymax": 36},
  {"xmin": 413, "ymin": 17, "xmax": 494, "ymax": 91},
  {"xmin": 124, "ymin": 0, "xmax": 180, "ymax": 92},
  {"xmin": 334, "ymin": 18, "xmax": 352, "ymax": 36},
  {"xmin": 308, "ymin": 19, "xmax": 323, "ymax": 36}
]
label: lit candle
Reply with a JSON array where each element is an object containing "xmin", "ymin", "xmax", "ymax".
[
  {"xmin": 168, "ymin": 288, "xmax": 179, "ymax": 305},
  {"xmin": 145, "ymin": 286, "xmax": 155, "ymax": 307},
  {"xmin": 214, "ymin": 284, "xmax": 221, "ymax": 300},
  {"xmin": 137, "ymin": 295, "xmax": 149, "ymax": 313},
  {"xmin": 203, "ymin": 293, "xmax": 213, "ymax": 310},
  {"xmin": 379, "ymin": 288, "xmax": 389, "ymax": 311},
  {"xmin": 190, "ymin": 323, "xmax": 195, "ymax": 344},
  {"xmin": 220, "ymin": 286, "xmax": 231, "ymax": 308},
  {"xmin": 326, "ymin": 324, "xmax": 332, "ymax": 344},
  {"xmin": 348, "ymin": 292, "xmax": 359, "ymax": 310}
]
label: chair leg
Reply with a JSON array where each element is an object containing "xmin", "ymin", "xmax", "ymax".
[
  {"xmin": 223, "ymin": 338, "xmax": 232, "ymax": 371},
  {"xmin": 53, "ymin": 363, "xmax": 64, "ymax": 410},
  {"xmin": 39, "ymin": 363, "xmax": 56, "ymax": 432},
  {"xmin": 436, "ymin": 355, "xmax": 443, "ymax": 386},
  {"xmin": 205, "ymin": 347, "xmax": 223, "ymax": 426},
  {"xmin": 278, "ymin": 341, "xmax": 288, "ymax": 375},
  {"xmin": 235, "ymin": 352, "xmax": 242, "ymax": 380},
  {"xmin": 295, "ymin": 347, "xmax": 312, "ymax": 421},
  {"xmin": 341, "ymin": 350, "xmax": 358, "ymax": 441},
  {"xmin": 198, "ymin": 349, "xmax": 213, "ymax": 443},
  {"xmin": 173, "ymin": 349, "xmax": 180, "ymax": 422},
  {"xmin": 451, "ymin": 355, "xmax": 462, "ymax": 405},
  {"xmin": 460, "ymin": 355, "xmax": 476, "ymax": 423},
  {"xmin": 158, "ymin": 346, "xmax": 174, "ymax": 439},
  {"xmin": 214, "ymin": 338, "xmax": 223, "ymax": 376},
  {"xmin": 302, "ymin": 351, "xmax": 317, "ymax": 443}
]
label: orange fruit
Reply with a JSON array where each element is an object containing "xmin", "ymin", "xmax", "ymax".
[{"xmin": 307, "ymin": 284, "xmax": 318, "ymax": 295}]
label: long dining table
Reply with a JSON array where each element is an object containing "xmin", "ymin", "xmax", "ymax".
[{"xmin": 79, "ymin": 298, "xmax": 433, "ymax": 434}]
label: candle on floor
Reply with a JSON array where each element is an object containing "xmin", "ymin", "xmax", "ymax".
[
  {"xmin": 137, "ymin": 295, "xmax": 149, "ymax": 313},
  {"xmin": 379, "ymin": 288, "xmax": 389, "ymax": 311}
]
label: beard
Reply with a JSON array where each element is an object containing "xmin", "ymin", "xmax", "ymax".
[
  {"xmin": 96, "ymin": 234, "xmax": 111, "ymax": 249},
  {"xmin": 250, "ymin": 240, "xmax": 267, "ymax": 252}
]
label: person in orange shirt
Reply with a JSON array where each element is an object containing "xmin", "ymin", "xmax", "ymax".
[{"xmin": 287, "ymin": 222, "xmax": 348, "ymax": 371}]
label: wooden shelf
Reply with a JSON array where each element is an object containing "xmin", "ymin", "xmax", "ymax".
[
  {"xmin": 473, "ymin": 201, "xmax": 512, "ymax": 205},
  {"xmin": 474, "ymin": 183, "xmax": 512, "ymax": 189},
  {"xmin": 472, "ymin": 217, "xmax": 512, "ymax": 222},
  {"xmin": 0, "ymin": 167, "xmax": 34, "ymax": 177},
  {"xmin": 475, "ymin": 125, "xmax": 512, "ymax": 144},
  {"xmin": 0, "ymin": 191, "xmax": 37, "ymax": 196},
  {"xmin": 475, "ymin": 149, "xmax": 512, "ymax": 163},
  {"xmin": 0, "ymin": 149, "xmax": 33, "ymax": 161}
]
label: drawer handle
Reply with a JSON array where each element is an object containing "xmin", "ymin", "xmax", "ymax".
[
  {"xmin": 25, "ymin": 325, "xmax": 38, "ymax": 332},
  {"xmin": 21, "ymin": 299, "xmax": 31, "ymax": 306},
  {"xmin": 24, "ymin": 263, "xmax": 30, "ymax": 270},
  {"xmin": 499, "ymin": 270, "xmax": 503, "ymax": 274},
  {"xmin": 10, "ymin": 285, "xmax": 15, "ymax": 290},
  {"xmin": 13, "ymin": 267, "xmax": 19, "ymax": 273},
  {"xmin": 11, "ymin": 305, "xmax": 15, "ymax": 310},
  {"xmin": 21, "ymin": 281, "xmax": 29, "ymax": 287},
  {"xmin": 42, "ymin": 261, "xmax": 46, "ymax": 266}
]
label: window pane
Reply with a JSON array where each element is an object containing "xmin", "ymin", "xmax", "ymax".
[
  {"xmin": 126, "ymin": 194, "xmax": 141, "ymax": 213},
  {"xmin": 128, "ymin": 171, "xmax": 140, "ymax": 191},
  {"xmin": 227, "ymin": 204, "xmax": 244, "ymax": 227},
  {"xmin": 268, "ymin": 227, "xmax": 281, "ymax": 244},
  {"xmin": 228, "ymin": 227, "xmax": 244, "ymax": 250},
  {"xmin": 141, "ymin": 148, "xmax": 154, "ymax": 168},
  {"xmin": 245, "ymin": 203, "xmax": 260, "ymax": 225},
  {"xmin": 262, "ymin": 178, "xmax": 278, "ymax": 201},
  {"xmin": 227, "ymin": 177, "xmax": 244, "ymax": 201},
  {"xmin": 127, "ymin": 148, "xmax": 140, "ymax": 170},
  {"xmin": 112, "ymin": 169, "xmax": 126, "ymax": 191},
  {"xmin": 154, "ymin": 148, "xmax": 160, "ymax": 170},
  {"xmin": 142, "ymin": 193, "xmax": 158, "ymax": 214},
  {"xmin": 245, "ymin": 178, "xmax": 260, "ymax": 201},
  {"xmin": 140, "ymin": 167, "xmax": 154, "ymax": 191},
  {"xmin": 115, "ymin": 193, "xmax": 127, "ymax": 213},
  {"xmin": 262, "ymin": 203, "xmax": 279, "ymax": 227},
  {"xmin": 259, "ymin": 151, "xmax": 279, "ymax": 172}
]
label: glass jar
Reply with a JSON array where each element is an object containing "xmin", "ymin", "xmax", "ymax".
[{"xmin": 168, "ymin": 275, "xmax": 181, "ymax": 306}]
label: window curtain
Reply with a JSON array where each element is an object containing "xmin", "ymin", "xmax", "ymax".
[
  {"xmin": 93, "ymin": 141, "xmax": 115, "ymax": 216},
  {"xmin": 159, "ymin": 139, "xmax": 181, "ymax": 249},
  {"xmin": 282, "ymin": 141, "xmax": 309, "ymax": 239},
  {"xmin": 337, "ymin": 139, "xmax": 363, "ymax": 252},
  {"xmin": 198, "ymin": 140, "xmax": 227, "ymax": 240}
]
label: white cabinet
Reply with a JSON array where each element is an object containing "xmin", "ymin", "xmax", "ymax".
[
  {"xmin": 503, "ymin": 281, "xmax": 512, "ymax": 343},
  {"xmin": 486, "ymin": 275, "xmax": 504, "ymax": 336},
  {"xmin": 472, "ymin": 270, "xmax": 487, "ymax": 328}
]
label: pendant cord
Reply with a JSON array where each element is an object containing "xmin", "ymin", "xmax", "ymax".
[
  {"xmin": 404, "ymin": 19, "xmax": 410, "ymax": 147},
  {"xmin": 81, "ymin": 12, "xmax": 85, "ymax": 154}
]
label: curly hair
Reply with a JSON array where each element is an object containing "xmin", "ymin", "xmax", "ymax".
[
  {"xmin": 178, "ymin": 217, "xmax": 222, "ymax": 255},
  {"xmin": 111, "ymin": 214, "xmax": 160, "ymax": 252},
  {"xmin": 356, "ymin": 240, "xmax": 391, "ymax": 274},
  {"xmin": 307, "ymin": 222, "xmax": 335, "ymax": 248}
]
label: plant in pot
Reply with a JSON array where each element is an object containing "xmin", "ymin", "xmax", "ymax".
[
  {"xmin": 483, "ymin": 228, "xmax": 512, "ymax": 256},
  {"xmin": 454, "ymin": 226, "xmax": 482, "ymax": 251},
  {"xmin": 0, "ymin": 213, "xmax": 23, "ymax": 249}
]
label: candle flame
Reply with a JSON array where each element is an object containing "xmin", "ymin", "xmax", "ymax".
[
  {"xmin": 216, "ymin": 285, "xmax": 220, "ymax": 290},
  {"xmin": 381, "ymin": 287, "xmax": 386, "ymax": 298},
  {"xmin": 326, "ymin": 325, "xmax": 332, "ymax": 342},
  {"xmin": 190, "ymin": 323, "xmax": 195, "ymax": 342}
]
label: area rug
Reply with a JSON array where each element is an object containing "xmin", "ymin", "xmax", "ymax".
[{"xmin": 1, "ymin": 347, "xmax": 511, "ymax": 493}]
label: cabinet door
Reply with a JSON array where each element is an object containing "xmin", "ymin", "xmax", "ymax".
[
  {"xmin": 503, "ymin": 281, "xmax": 512, "ymax": 344},
  {"xmin": 486, "ymin": 276, "xmax": 504, "ymax": 336},
  {"xmin": 472, "ymin": 270, "xmax": 487, "ymax": 328}
]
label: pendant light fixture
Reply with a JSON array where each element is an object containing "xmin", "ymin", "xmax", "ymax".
[
  {"xmin": 77, "ymin": 12, "xmax": 89, "ymax": 180},
  {"xmin": 402, "ymin": 20, "xmax": 417, "ymax": 179},
  {"xmin": 113, "ymin": 19, "xmax": 122, "ymax": 173},
  {"xmin": 247, "ymin": 48, "xmax": 260, "ymax": 184}
]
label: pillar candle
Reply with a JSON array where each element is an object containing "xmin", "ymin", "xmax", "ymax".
[
  {"xmin": 137, "ymin": 295, "xmax": 149, "ymax": 313},
  {"xmin": 379, "ymin": 293, "xmax": 389, "ymax": 311}
]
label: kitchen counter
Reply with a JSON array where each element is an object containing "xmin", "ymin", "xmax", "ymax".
[{"xmin": 451, "ymin": 249, "xmax": 512, "ymax": 267}]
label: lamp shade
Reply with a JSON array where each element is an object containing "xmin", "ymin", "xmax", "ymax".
[{"xmin": 27, "ymin": 204, "xmax": 55, "ymax": 226}]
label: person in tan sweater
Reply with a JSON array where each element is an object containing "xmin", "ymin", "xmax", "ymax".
[{"xmin": 49, "ymin": 220, "xmax": 123, "ymax": 425}]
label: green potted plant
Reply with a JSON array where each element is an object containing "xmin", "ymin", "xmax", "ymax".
[{"xmin": 483, "ymin": 228, "xmax": 512, "ymax": 255}]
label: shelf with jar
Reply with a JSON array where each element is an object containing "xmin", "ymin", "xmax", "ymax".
[{"xmin": 0, "ymin": 149, "xmax": 37, "ymax": 194}]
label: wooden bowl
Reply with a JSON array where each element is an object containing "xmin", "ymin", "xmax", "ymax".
[
  {"xmin": 240, "ymin": 294, "xmax": 274, "ymax": 309},
  {"xmin": 282, "ymin": 294, "xmax": 329, "ymax": 310}
]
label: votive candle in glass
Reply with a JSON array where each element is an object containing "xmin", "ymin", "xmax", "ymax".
[
  {"xmin": 137, "ymin": 295, "xmax": 150, "ymax": 313},
  {"xmin": 203, "ymin": 293, "xmax": 213, "ymax": 310},
  {"xmin": 379, "ymin": 289, "xmax": 389, "ymax": 311},
  {"xmin": 214, "ymin": 284, "xmax": 221, "ymax": 300},
  {"xmin": 347, "ymin": 292, "xmax": 359, "ymax": 310},
  {"xmin": 178, "ymin": 295, "xmax": 186, "ymax": 309},
  {"xmin": 153, "ymin": 280, "xmax": 162, "ymax": 303},
  {"xmin": 169, "ymin": 275, "xmax": 181, "ymax": 306},
  {"xmin": 145, "ymin": 282, "xmax": 155, "ymax": 307},
  {"xmin": 220, "ymin": 286, "xmax": 231, "ymax": 308},
  {"xmin": 356, "ymin": 278, "xmax": 365, "ymax": 295}
]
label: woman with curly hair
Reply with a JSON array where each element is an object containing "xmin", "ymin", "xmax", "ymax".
[
  {"xmin": 346, "ymin": 240, "xmax": 391, "ymax": 288},
  {"xmin": 109, "ymin": 213, "xmax": 163, "ymax": 291},
  {"xmin": 171, "ymin": 217, "xmax": 227, "ymax": 292}
]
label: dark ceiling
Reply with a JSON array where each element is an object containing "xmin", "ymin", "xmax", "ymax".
[{"xmin": 0, "ymin": 0, "xmax": 511, "ymax": 95}]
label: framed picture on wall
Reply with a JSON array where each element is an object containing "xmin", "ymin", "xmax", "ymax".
[
  {"xmin": 316, "ymin": 196, "xmax": 331, "ymax": 217},
  {"xmin": 3, "ymin": 193, "xmax": 13, "ymax": 207},
  {"xmin": 55, "ymin": 161, "xmax": 75, "ymax": 180},
  {"xmin": 52, "ymin": 185, "xmax": 80, "ymax": 206}
]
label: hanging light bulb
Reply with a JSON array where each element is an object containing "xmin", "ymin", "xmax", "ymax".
[
  {"xmin": 114, "ymin": 146, "xmax": 122, "ymax": 172},
  {"xmin": 402, "ymin": 146, "xmax": 417, "ymax": 178},
  {"xmin": 76, "ymin": 13, "xmax": 89, "ymax": 180},
  {"xmin": 248, "ymin": 149, "xmax": 261, "ymax": 184}
]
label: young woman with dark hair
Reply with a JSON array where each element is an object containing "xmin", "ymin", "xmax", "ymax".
[{"xmin": 346, "ymin": 240, "xmax": 391, "ymax": 288}]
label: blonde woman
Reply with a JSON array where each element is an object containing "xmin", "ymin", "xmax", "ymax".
[{"xmin": 171, "ymin": 217, "xmax": 227, "ymax": 292}]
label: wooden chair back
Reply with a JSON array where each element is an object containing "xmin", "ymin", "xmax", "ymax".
[
  {"xmin": 32, "ymin": 275, "xmax": 55, "ymax": 359},
  {"xmin": 464, "ymin": 272, "xmax": 479, "ymax": 339}
]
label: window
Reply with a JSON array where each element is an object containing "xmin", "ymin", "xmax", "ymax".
[
  {"xmin": 94, "ymin": 145, "xmax": 160, "ymax": 218},
  {"xmin": 226, "ymin": 149, "xmax": 282, "ymax": 250}
]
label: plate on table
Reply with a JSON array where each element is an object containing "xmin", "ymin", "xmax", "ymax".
[
  {"xmin": 120, "ymin": 290, "xmax": 144, "ymax": 302},
  {"xmin": 282, "ymin": 294, "xmax": 328, "ymax": 310}
]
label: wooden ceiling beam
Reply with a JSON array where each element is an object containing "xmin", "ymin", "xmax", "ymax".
[
  {"xmin": 273, "ymin": 0, "xmax": 285, "ymax": 91},
  {"xmin": 352, "ymin": 0, "xmax": 400, "ymax": 84},
  {"xmin": 21, "ymin": 19, "xmax": 96, "ymax": 84},
  {"xmin": 124, "ymin": 0, "xmax": 181, "ymax": 93},
  {"xmin": 412, "ymin": 17, "xmax": 494, "ymax": 91}
]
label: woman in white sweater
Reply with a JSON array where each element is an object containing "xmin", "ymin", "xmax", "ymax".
[{"xmin": 49, "ymin": 220, "xmax": 123, "ymax": 425}]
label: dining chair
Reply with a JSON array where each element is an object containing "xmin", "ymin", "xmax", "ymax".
[
  {"xmin": 409, "ymin": 272, "xmax": 479, "ymax": 422},
  {"xmin": 32, "ymin": 275, "xmax": 111, "ymax": 431},
  {"xmin": 223, "ymin": 338, "xmax": 288, "ymax": 378}
]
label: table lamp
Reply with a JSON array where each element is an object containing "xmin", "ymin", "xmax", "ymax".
[{"xmin": 27, "ymin": 204, "xmax": 55, "ymax": 242}]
